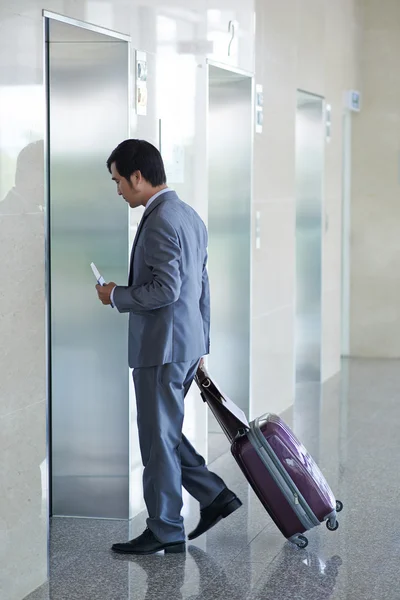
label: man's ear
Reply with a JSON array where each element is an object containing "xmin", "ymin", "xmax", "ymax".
[{"xmin": 130, "ymin": 170, "xmax": 142, "ymax": 188}]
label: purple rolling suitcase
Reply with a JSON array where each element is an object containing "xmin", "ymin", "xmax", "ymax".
[{"xmin": 195, "ymin": 364, "xmax": 343, "ymax": 548}]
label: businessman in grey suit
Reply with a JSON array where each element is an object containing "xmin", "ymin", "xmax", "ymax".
[{"xmin": 96, "ymin": 140, "xmax": 241, "ymax": 555}]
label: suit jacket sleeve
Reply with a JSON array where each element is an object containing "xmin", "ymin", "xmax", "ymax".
[
  {"xmin": 200, "ymin": 251, "xmax": 211, "ymax": 353},
  {"xmin": 113, "ymin": 217, "xmax": 182, "ymax": 313}
]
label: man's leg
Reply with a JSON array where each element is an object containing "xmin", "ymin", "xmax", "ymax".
[
  {"xmin": 179, "ymin": 359, "xmax": 242, "ymax": 540},
  {"xmin": 179, "ymin": 359, "xmax": 227, "ymax": 509},
  {"xmin": 133, "ymin": 361, "xmax": 189, "ymax": 543},
  {"xmin": 180, "ymin": 434, "xmax": 226, "ymax": 509}
]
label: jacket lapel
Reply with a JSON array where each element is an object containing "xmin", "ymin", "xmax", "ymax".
[
  {"xmin": 128, "ymin": 218, "xmax": 145, "ymax": 285},
  {"xmin": 128, "ymin": 191, "xmax": 178, "ymax": 285}
]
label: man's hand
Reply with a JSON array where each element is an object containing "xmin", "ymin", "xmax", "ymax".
[{"xmin": 96, "ymin": 282, "xmax": 116, "ymax": 306}]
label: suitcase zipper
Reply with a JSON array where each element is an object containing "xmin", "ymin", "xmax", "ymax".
[
  {"xmin": 250, "ymin": 419, "xmax": 320, "ymax": 528},
  {"xmin": 246, "ymin": 428, "xmax": 315, "ymax": 531}
]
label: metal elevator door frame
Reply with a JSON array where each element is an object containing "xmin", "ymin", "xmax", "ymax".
[
  {"xmin": 295, "ymin": 90, "xmax": 325, "ymax": 385},
  {"xmin": 206, "ymin": 61, "xmax": 253, "ymax": 427},
  {"xmin": 341, "ymin": 110, "xmax": 352, "ymax": 358},
  {"xmin": 44, "ymin": 12, "xmax": 132, "ymax": 519}
]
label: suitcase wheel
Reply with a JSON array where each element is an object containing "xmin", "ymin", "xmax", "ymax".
[
  {"xmin": 336, "ymin": 500, "xmax": 344, "ymax": 513},
  {"xmin": 326, "ymin": 518, "xmax": 339, "ymax": 532},
  {"xmin": 294, "ymin": 535, "xmax": 309, "ymax": 549}
]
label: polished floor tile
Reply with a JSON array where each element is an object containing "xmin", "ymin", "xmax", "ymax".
[
  {"xmin": 207, "ymin": 431, "xmax": 230, "ymax": 464},
  {"xmin": 25, "ymin": 359, "xmax": 400, "ymax": 600}
]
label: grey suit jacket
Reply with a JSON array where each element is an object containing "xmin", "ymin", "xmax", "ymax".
[{"xmin": 113, "ymin": 191, "xmax": 210, "ymax": 368}]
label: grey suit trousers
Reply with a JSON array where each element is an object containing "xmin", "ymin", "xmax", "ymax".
[{"xmin": 133, "ymin": 358, "xmax": 226, "ymax": 543}]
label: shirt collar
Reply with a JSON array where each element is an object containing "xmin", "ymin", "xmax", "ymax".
[{"xmin": 145, "ymin": 187, "xmax": 171, "ymax": 210}]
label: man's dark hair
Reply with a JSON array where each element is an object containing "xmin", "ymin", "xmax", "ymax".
[{"xmin": 107, "ymin": 139, "xmax": 167, "ymax": 187}]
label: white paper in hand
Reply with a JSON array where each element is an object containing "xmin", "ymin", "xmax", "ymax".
[
  {"xmin": 91, "ymin": 262, "xmax": 106, "ymax": 286},
  {"xmin": 91, "ymin": 262, "xmax": 114, "ymax": 308}
]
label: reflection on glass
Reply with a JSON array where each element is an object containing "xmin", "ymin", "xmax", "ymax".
[{"xmin": 0, "ymin": 85, "xmax": 43, "ymax": 201}]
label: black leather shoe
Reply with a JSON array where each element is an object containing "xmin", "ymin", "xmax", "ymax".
[
  {"xmin": 188, "ymin": 489, "xmax": 242, "ymax": 540},
  {"xmin": 112, "ymin": 528, "xmax": 186, "ymax": 555}
]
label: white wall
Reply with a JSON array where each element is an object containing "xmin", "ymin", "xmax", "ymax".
[
  {"xmin": 350, "ymin": 0, "xmax": 400, "ymax": 358},
  {"xmin": 251, "ymin": 0, "xmax": 361, "ymax": 419}
]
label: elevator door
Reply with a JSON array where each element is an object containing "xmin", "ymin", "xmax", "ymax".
[
  {"xmin": 207, "ymin": 65, "xmax": 252, "ymax": 419},
  {"xmin": 47, "ymin": 19, "xmax": 130, "ymax": 518},
  {"xmin": 295, "ymin": 91, "xmax": 324, "ymax": 383}
]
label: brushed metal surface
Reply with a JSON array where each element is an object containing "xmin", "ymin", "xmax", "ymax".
[
  {"xmin": 47, "ymin": 18, "xmax": 130, "ymax": 518},
  {"xmin": 207, "ymin": 65, "xmax": 252, "ymax": 420},
  {"xmin": 295, "ymin": 91, "xmax": 324, "ymax": 384}
]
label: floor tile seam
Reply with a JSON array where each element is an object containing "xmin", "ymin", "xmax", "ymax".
[
  {"xmin": 317, "ymin": 421, "xmax": 375, "ymax": 453},
  {"xmin": 0, "ymin": 398, "xmax": 45, "ymax": 420},
  {"xmin": 206, "ymin": 448, "xmax": 233, "ymax": 468},
  {"xmin": 240, "ymin": 520, "xmax": 278, "ymax": 549},
  {"xmin": 50, "ymin": 548, "xmax": 121, "ymax": 562},
  {"xmin": 207, "ymin": 453, "xmax": 231, "ymax": 468},
  {"xmin": 50, "ymin": 518, "xmax": 129, "ymax": 533}
]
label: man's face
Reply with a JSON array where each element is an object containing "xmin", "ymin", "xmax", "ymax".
[{"xmin": 110, "ymin": 162, "xmax": 143, "ymax": 208}]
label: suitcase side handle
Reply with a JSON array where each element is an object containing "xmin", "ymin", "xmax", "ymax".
[{"xmin": 195, "ymin": 368, "xmax": 224, "ymax": 406}]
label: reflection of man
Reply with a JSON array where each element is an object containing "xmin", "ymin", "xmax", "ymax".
[
  {"xmin": 0, "ymin": 140, "xmax": 45, "ymax": 593},
  {"xmin": 0, "ymin": 140, "xmax": 44, "ymax": 214},
  {"xmin": 96, "ymin": 139, "xmax": 242, "ymax": 555},
  {"xmin": 0, "ymin": 139, "xmax": 45, "ymax": 352},
  {"xmin": 0, "ymin": 140, "xmax": 45, "ymax": 318}
]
